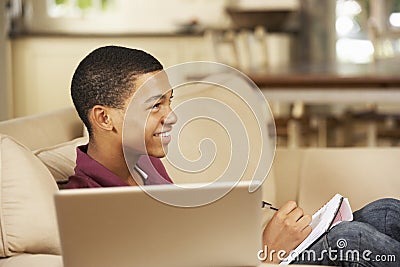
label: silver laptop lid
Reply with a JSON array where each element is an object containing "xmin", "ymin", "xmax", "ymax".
[{"xmin": 55, "ymin": 181, "xmax": 262, "ymax": 267}]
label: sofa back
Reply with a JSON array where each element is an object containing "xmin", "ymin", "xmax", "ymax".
[
  {"xmin": 0, "ymin": 108, "xmax": 83, "ymax": 150},
  {"xmin": 273, "ymin": 148, "xmax": 400, "ymax": 214}
]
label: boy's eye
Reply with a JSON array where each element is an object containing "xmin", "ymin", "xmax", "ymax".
[{"xmin": 152, "ymin": 103, "xmax": 161, "ymax": 110}]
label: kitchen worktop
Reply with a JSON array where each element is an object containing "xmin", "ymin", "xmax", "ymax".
[{"xmin": 247, "ymin": 59, "xmax": 400, "ymax": 88}]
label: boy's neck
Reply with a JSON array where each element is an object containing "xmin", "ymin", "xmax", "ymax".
[{"xmin": 87, "ymin": 137, "xmax": 140, "ymax": 185}]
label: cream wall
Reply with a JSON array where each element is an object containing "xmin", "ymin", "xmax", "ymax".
[
  {"xmin": 11, "ymin": 33, "xmax": 292, "ymax": 118},
  {"xmin": 11, "ymin": 35, "xmax": 214, "ymax": 117}
]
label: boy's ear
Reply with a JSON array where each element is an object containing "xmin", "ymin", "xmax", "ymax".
[{"xmin": 89, "ymin": 105, "xmax": 114, "ymax": 131}]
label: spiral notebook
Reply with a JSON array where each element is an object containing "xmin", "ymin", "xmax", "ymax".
[{"xmin": 280, "ymin": 193, "xmax": 353, "ymax": 265}]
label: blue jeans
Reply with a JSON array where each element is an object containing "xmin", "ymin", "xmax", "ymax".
[{"xmin": 292, "ymin": 198, "xmax": 400, "ymax": 266}]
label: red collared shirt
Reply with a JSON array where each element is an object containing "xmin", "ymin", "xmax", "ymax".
[{"xmin": 63, "ymin": 145, "xmax": 173, "ymax": 189}]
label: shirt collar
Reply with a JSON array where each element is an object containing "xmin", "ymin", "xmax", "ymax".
[
  {"xmin": 75, "ymin": 145, "xmax": 171, "ymax": 186},
  {"xmin": 75, "ymin": 145, "xmax": 128, "ymax": 187},
  {"xmin": 134, "ymin": 165, "xmax": 148, "ymax": 180}
]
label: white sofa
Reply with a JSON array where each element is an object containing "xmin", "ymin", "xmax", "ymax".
[
  {"xmin": 0, "ymin": 107, "xmax": 399, "ymax": 266},
  {"xmin": 0, "ymin": 108, "xmax": 85, "ymax": 267}
]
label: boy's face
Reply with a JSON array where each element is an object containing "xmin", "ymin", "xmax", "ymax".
[{"xmin": 122, "ymin": 70, "xmax": 177, "ymax": 158}]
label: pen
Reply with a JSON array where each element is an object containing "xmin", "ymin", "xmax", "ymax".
[{"xmin": 262, "ymin": 201, "xmax": 279, "ymax": 211}]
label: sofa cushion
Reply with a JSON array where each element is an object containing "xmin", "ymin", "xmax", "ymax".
[
  {"xmin": 0, "ymin": 254, "xmax": 62, "ymax": 267},
  {"xmin": 0, "ymin": 135, "xmax": 61, "ymax": 257},
  {"xmin": 34, "ymin": 137, "xmax": 88, "ymax": 183}
]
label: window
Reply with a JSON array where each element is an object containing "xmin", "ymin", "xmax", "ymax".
[
  {"xmin": 389, "ymin": 0, "xmax": 400, "ymax": 27},
  {"xmin": 47, "ymin": 0, "xmax": 115, "ymax": 18},
  {"xmin": 336, "ymin": 0, "xmax": 374, "ymax": 63},
  {"xmin": 336, "ymin": 0, "xmax": 400, "ymax": 62}
]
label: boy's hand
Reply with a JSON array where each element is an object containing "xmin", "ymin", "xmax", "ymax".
[{"xmin": 262, "ymin": 201, "xmax": 312, "ymax": 263}]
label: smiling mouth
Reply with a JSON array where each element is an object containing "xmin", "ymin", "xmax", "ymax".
[{"xmin": 154, "ymin": 131, "xmax": 171, "ymax": 137}]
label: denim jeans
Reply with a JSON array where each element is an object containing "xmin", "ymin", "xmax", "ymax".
[{"xmin": 292, "ymin": 198, "xmax": 400, "ymax": 266}]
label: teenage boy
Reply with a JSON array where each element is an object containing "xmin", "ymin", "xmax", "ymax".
[{"xmin": 66, "ymin": 46, "xmax": 175, "ymax": 188}]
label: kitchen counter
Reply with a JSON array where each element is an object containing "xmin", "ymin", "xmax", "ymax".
[
  {"xmin": 247, "ymin": 60, "xmax": 400, "ymax": 89},
  {"xmin": 246, "ymin": 59, "xmax": 400, "ymax": 104}
]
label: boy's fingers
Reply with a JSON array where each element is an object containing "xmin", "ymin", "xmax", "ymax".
[
  {"xmin": 297, "ymin": 214, "xmax": 312, "ymax": 231},
  {"xmin": 278, "ymin": 201, "xmax": 298, "ymax": 215}
]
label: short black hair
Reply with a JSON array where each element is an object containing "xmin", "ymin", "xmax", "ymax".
[{"xmin": 71, "ymin": 45, "xmax": 163, "ymax": 136}]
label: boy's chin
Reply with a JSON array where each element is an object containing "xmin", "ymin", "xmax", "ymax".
[
  {"xmin": 150, "ymin": 154, "xmax": 165, "ymax": 158},
  {"xmin": 147, "ymin": 148, "xmax": 168, "ymax": 158}
]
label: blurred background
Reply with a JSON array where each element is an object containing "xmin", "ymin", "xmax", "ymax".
[{"xmin": 1, "ymin": 0, "xmax": 400, "ymax": 147}]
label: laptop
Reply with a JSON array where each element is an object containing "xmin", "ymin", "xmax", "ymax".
[{"xmin": 54, "ymin": 181, "xmax": 263, "ymax": 267}]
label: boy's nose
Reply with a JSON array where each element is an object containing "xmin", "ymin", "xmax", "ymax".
[{"xmin": 163, "ymin": 109, "xmax": 177, "ymax": 125}]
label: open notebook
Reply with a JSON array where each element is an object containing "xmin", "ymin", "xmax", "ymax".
[{"xmin": 280, "ymin": 194, "xmax": 353, "ymax": 265}]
